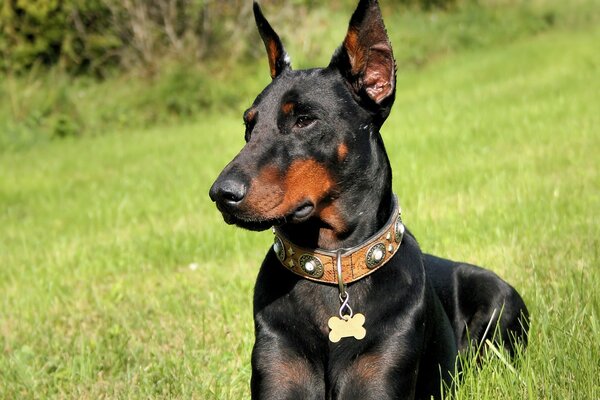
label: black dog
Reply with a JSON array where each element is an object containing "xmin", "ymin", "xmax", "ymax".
[{"xmin": 209, "ymin": 1, "xmax": 529, "ymax": 398}]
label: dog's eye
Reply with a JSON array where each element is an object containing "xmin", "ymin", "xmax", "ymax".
[{"xmin": 294, "ymin": 116, "xmax": 316, "ymax": 129}]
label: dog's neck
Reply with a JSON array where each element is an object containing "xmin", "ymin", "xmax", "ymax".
[
  {"xmin": 278, "ymin": 137, "xmax": 394, "ymax": 251},
  {"xmin": 327, "ymin": 189, "xmax": 394, "ymax": 248},
  {"xmin": 272, "ymin": 194, "xmax": 403, "ymax": 285}
]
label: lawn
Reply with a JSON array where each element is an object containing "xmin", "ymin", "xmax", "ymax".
[{"xmin": 1, "ymin": 10, "xmax": 599, "ymax": 400}]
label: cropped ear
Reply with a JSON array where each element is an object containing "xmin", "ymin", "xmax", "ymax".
[
  {"xmin": 329, "ymin": 0, "xmax": 395, "ymax": 105},
  {"xmin": 253, "ymin": 2, "xmax": 291, "ymax": 79}
]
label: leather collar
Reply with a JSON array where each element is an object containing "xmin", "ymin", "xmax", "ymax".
[{"xmin": 272, "ymin": 195, "xmax": 405, "ymax": 285}]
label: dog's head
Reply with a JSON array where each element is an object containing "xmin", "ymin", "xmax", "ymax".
[{"xmin": 209, "ymin": 0, "xmax": 396, "ymax": 236}]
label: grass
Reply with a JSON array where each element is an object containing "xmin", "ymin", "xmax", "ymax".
[
  {"xmin": 1, "ymin": 2, "xmax": 599, "ymax": 400},
  {"xmin": 391, "ymin": 26, "xmax": 599, "ymax": 400}
]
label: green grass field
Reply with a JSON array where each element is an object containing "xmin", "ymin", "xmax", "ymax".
[{"xmin": 1, "ymin": 5, "xmax": 599, "ymax": 400}]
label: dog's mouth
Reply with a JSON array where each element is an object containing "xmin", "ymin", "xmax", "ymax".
[
  {"xmin": 218, "ymin": 201, "xmax": 315, "ymax": 231},
  {"xmin": 220, "ymin": 212, "xmax": 278, "ymax": 231}
]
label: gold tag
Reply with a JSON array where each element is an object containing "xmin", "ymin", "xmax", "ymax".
[{"xmin": 328, "ymin": 313, "xmax": 366, "ymax": 343}]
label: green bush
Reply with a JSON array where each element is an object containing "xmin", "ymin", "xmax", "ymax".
[
  {"xmin": 0, "ymin": 0, "xmax": 270, "ymax": 75},
  {"xmin": 0, "ymin": 0, "xmax": 460, "ymax": 76},
  {"xmin": 0, "ymin": 0, "xmax": 120, "ymax": 74}
]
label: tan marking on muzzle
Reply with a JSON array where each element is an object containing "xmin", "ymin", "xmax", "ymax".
[{"xmin": 245, "ymin": 159, "xmax": 334, "ymax": 218}]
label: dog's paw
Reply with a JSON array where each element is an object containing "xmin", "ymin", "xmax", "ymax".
[{"xmin": 328, "ymin": 313, "xmax": 366, "ymax": 343}]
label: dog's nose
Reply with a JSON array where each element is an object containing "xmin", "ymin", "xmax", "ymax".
[{"xmin": 209, "ymin": 178, "xmax": 247, "ymax": 207}]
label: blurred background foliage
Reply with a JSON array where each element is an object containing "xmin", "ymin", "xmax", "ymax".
[
  {"xmin": 0, "ymin": 0, "xmax": 459, "ymax": 74},
  {"xmin": 0, "ymin": 0, "xmax": 598, "ymax": 151}
]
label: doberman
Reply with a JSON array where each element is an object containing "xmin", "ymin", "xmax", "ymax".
[{"xmin": 209, "ymin": 1, "xmax": 529, "ymax": 399}]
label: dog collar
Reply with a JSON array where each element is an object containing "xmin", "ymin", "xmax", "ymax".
[{"xmin": 272, "ymin": 195, "xmax": 405, "ymax": 285}]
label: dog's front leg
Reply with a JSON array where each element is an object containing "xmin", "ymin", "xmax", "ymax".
[
  {"xmin": 250, "ymin": 330, "xmax": 325, "ymax": 400},
  {"xmin": 333, "ymin": 347, "xmax": 420, "ymax": 400}
]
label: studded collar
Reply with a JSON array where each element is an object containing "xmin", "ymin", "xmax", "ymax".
[{"xmin": 272, "ymin": 195, "xmax": 405, "ymax": 285}]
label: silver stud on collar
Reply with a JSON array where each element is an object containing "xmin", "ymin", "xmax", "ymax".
[
  {"xmin": 273, "ymin": 237, "xmax": 285, "ymax": 262},
  {"xmin": 366, "ymin": 243, "xmax": 386, "ymax": 269},
  {"xmin": 394, "ymin": 217, "xmax": 405, "ymax": 244},
  {"xmin": 299, "ymin": 254, "xmax": 324, "ymax": 278}
]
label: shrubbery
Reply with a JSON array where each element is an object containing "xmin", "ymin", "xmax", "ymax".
[
  {"xmin": 0, "ymin": 0, "xmax": 458, "ymax": 75},
  {"xmin": 0, "ymin": 0, "xmax": 265, "ymax": 75},
  {"xmin": 1, "ymin": 0, "xmax": 114, "ymax": 73}
]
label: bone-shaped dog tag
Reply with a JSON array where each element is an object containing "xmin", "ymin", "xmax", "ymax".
[{"xmin": 328, "ymin": 313, "xmax": 366, "ymax": 343}]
